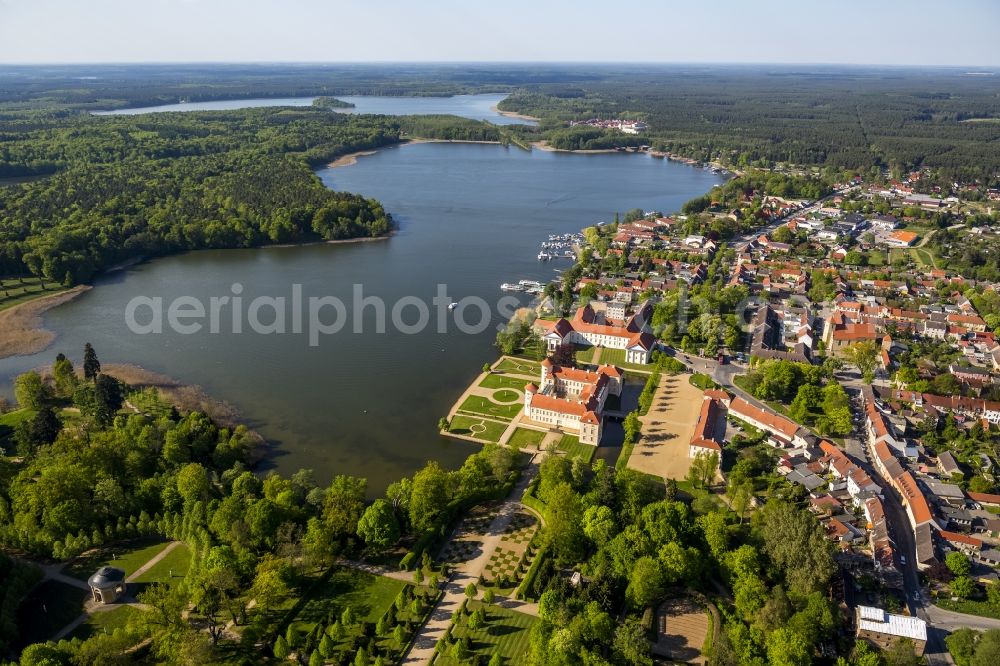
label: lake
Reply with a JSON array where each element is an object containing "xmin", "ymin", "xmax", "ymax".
[
  {"xmin": 93, "ymin": 93, "xmax": 534, "ymax": 125},
  {"xmin": 0, "ymin": 143, "xmax": 722, "ymax": 492}
]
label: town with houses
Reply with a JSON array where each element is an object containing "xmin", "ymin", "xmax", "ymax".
[{"xmin": 439, "ymin": 167, "xmax": 1000, "ymax": 661}]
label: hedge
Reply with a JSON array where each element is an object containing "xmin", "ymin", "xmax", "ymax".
[{"xmin": 515, "ymin": 544, "xmax": 550, "ymax": 601}]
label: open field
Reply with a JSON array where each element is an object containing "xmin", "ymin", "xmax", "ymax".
[
  {"xmin": 448, "ymin": 415, "xmax": 508, "ymax": 443},
  {"xmin": 628, "ymin": 374, "xmax": 704, "ymax": 479},
  {"xmin": 507, "ymin": 427, "xmax": 546, "ymax": 450},
  {"xmin": 435, "ymin": 600, "xmax": 537, "ymax": 665}
]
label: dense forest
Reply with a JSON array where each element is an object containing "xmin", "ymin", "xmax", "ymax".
[{"xmin": 496, "ymin": 68, "xmax": 1000, "ymax": 183}]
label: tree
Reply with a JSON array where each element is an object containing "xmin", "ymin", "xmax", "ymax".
[
  {"xmin": 971, "ymin": 630, "xmax": 1000, "ymax": 666},
  {"xmin": 765, "ymin": 627, "xmax": 811, "ymax": 666},
  {"xmin": 883, "ymin": 638, "xmax": 920, "ymax": 666},
  {"xmin": 356, "ymin": 499, "xmax": 400, "ymax": 553},
  {"xmin": 844, "ymin": 341, "xmax": 879, "ymax": 383},
  {"xmin": 465, "ymin": 582, "xmax": 477, "ymax": 599},
  {"xmin": 623, "ymin": 410, "xmax": 642, "ymax": 443},
  {"xmin": 612, "ymin": 617, "xmax": 652, "ymax": 666},
  {"xmin": 83, "ymin": 342, "xmax": 101, "ymax": 381},
  {"xmin": 14, "ymin": 370, "xmax": 50, "ymax": 410},
  {"xmin": 52, "ymin": 354, "xmax": 78, "ymax": 397},
  {"xmin": 583, "ymin": 505, "xmax": 617, "ymax": 547},
  {"xmin": 273, "ymin": 635, "xmax": 289, "ymax": 659},
  {"xmin": 323, "ymin": 475, "xmax": 367, "ymax": 539},
  {"xmin": 409, "ymin": 461, "xmax": 451, "ymax": 532},
  {"xmin": 756, "ymin": 500, "xmax": 835, "ymax": 596},
  {"xmin": 483, "ymin": 588, "xmax": 495, "ymax": 605},
  {"xmin": 952, "ymin": 576, "xmax": 976, "ymax": 600},
  {"xmin": 544, "ymin": 483, "xmax": 585, "ymax": 563},
  {"xmin": 627, "ymin": 556, "xmax": 665, "ymax": 608},
  {"xmin": 176, "ymin": 463, "xmax": 211, "ymax": 507},
  {"xmin": 93, "ymin": 373, "xmax": 124, "ymax": 425},
  {"xmin": 250, "ymin": 566, "xmax": 288, "ymax": 613},
  {"xmin": 946, "ymin": 627, "xmax": 977, "ymax": 666},
  {"xmin": 14, "ymin": 406, "xmax": 62, "ymax": 455},
  {"xmin": 946, "ymin": 551, "xmax": 972, "ymax": 577}
]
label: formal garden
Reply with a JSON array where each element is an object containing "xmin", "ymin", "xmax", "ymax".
[
  {"xmin": 432, "ymin": 598, "xmax": 537, "ymax": 665},
  {"xmin": 446, "ymin": 415, "xmax": 508, "ymax": 443},
  {"xmin": 264, "ymin": 568, "xmax": 440, "ymax": 665}
]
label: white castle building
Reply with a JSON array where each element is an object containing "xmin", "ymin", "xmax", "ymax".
[
  {"xmin": 524, "ymin": 359, "xmax": 623, "ymax": 446},
  {"xmin": 543, "ymin": 303, "xmax": 656, "ymax": 365}
]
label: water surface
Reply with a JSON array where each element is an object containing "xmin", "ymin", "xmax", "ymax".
[
  {"xmin": 93, "ymin": 93, "xmax": 533, "ymax": 125},
  {"xmin": 0, "ymin": 144, "xmax": 721, "ymax": 491}
]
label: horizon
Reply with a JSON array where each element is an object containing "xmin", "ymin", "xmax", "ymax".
[
  {"xmin": 1, "ymin": 0, "xmax": 998, "ymax": 67},
  {"xmin": 1, "ymin": 61, "xmax": 998, "ymax": 70}
]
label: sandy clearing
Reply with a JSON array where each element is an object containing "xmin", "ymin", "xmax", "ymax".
[
  {"xmin": 0, "ymin": 286, "xmax": 90, "ymax": 360},
  {"xmin": 627, "ymin": 373, "xmax": 704, "ymax": 479}
]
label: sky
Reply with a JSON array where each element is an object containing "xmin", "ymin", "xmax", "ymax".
[{"xmin": 1, "ymin": 0, "xmax": 998, "ymax": 67}]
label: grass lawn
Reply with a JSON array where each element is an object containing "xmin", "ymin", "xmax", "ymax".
[
  {"xmin": 458, "ymin": 396, "xmax": 522, "ymax": 420},
  {"xmin": 448, "ymin": 415, "xmax": 508, "ymax": 443},
  {"xmin": 689, "ymin": 373, "xmax": 719, "ymax": 390},
  {"xmin": 599, "ymin": 348, "xmax": 654, "ymax": 373},
  {"xmin": 284, "ymin": 569, "xmax": 417, "ymax": 655},
  {"xmin": 65, "ymin": 539, "xmax": 171, "ymax": 582},
  {"xmin": 494, "ymin": 358, "xmax": 541, "ymax": 375},
  {"xmin": 0, "ymin": 408, "xmax": 33, "ymax": 450},
  {"xmin": 507, "ymin": 428, "xmax": 546, "ymax": 450},
  {"xmin": 935, "ymin": 597, "xmax": 1000, "ymax": 620},
  {"xmin": 556, "ymin": 434, "xmax": 595, "ymax": 462},
  {"xmin": 131, "ymin": 543, "xmax": 192, "ymax": 584},
  {"xmin": 0, "ymin": 276, "xmax": 66, "ymax": 311},
  {"xmin": 911, "ymin": 247, "xmax": 936, "ymax": 268},
  {"xmin": 574, "ymin": 346, "xmax": 597, "ymax": 364},
  {"xmin": 492, "ymin": 389, "xmax": 521, "ymax": 403},
  {"xmin": 436, "ymin": 600, "xmax": 537, "ymax": 665},
  {"xmin": 15, "ymin": 580, "xmax": 88, "ymax": 647},
  {"xmin": 866, "ymin": 250, "xmax": 886, "ymax": 267},
  {"xmin": 69, "ymin": 605, "xmax": 138, "ymax": 641},
  {"xmin": 479, "ymin": 374, "xmax": 530, "ymax": 390}
]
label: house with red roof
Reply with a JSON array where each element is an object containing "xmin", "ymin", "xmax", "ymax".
[
  {"xmin": 542, "ymin": 303, "xmax": 656, "ymax": 364},
  {"xmin": 524, "ymin": 360, "xmax": 623, "ymax": 446}
]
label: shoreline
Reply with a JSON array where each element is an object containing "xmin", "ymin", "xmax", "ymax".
[
  {"xmin": 530, "ymin": 140, "xmax": 617, "ymax": 154},
  {"xmin": 0, "ymin": 286, "xmax": 91, "ymax": 361},
  {"xmin": 489, "ymin": 104, "xmax": 540, "ymax": 123},
  {"xmin": 104, "ymin": 363, "xmax": 267, "ymax": 462}
]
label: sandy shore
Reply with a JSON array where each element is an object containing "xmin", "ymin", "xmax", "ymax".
[
  {"xmin": 327, "ymin": 150, "xmax": 379, "ymax": 168},
  {"xmin": 489, "ymin": 104, "xmax": 540, "ymax": 123},
  {"xmin": 0, "ymin": 286, "xmax": 91, "ymax": 361},
  {"xmin": 530, "ymin": 140, "xmax": 618, "ymax": 155}
]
